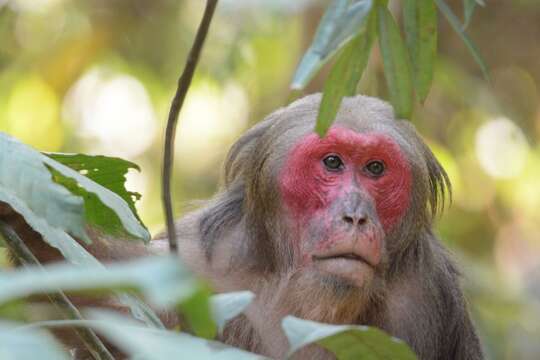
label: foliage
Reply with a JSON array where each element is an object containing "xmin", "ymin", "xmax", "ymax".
[
  {"xmin": 292, "ymin": 0, "xmax": 488, "ymax": 135},
  {"xmin": 1, "ymin": 0, "xmax": 539, "ymax": 358}
]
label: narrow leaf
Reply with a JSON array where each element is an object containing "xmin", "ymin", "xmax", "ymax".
[
  {"xmin": 291, "ymin": 0, "xmax": 373, "ymax": 89},
  {"xmin": 283, "ymin": 316, "xmax": 417, "ymax": 360},
  {"xmin": 377, "ymin": 3, "xmax": 414, "ymax": 118},
  {"xmin": 315, "ymin": 12, "xmax": 376, "ymax": 136},
  {"xmin": 463, "ymin": 0, "xmax": 476, "ymax": 29},
  {"xmin": 403, "ymin": 0, "xmax": 437, "ymax": 102},
  {"xmin": 435, "ymin": 0, "xmax": 489, "ymax": 80}
]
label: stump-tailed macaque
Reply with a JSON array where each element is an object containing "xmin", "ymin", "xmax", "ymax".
[{"xmin": 3, "ymin": 94, "xmax": 483, "ymax": 359}]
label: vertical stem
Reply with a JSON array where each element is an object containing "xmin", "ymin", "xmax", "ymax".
[{"xmin": 161, "ymin": 0, "xmax": 219, "ymax": 253}]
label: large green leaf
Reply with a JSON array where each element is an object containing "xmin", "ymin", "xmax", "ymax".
[
  {"xmin": 86, "ymin": 310, "xmax": 266, "ymax": 360},
  {"xmin": 283, "ymin": 316, "xmax": 417, "ymax": 359},
  {"xmin": 0, "ymin": 321, "xmax": 69, "ymax": 360},
  {"xmin": 0, "ymin": 132, "xmax": 94, "ymax": 263},
  {"xmin": 315, "ymin": 11, "xmax": 377, "ymax": 136},
  {"xmin": 46, "ymin": 153, "xmax": 147, "ymax": 239},
  {"xmin": 403, "ymin": 0, "xmax": 437, "ymax": 103},
  {"xmin": 377, "ymin": 3, "xmax": 414, "ymax": 118},
  {"xmin": 0, "ymin": 256, "xmax": 201, "ymax": 309},
  {"xmin": 435, "ymin": 0, "xmax": 489, "ymax": 80},
  {"xmin": 291, "ymin": 0, "xmax": 373, "ymax": 90}
]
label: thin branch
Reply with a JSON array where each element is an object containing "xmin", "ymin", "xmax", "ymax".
[
  {"xmin": 162, "ymin": 0, "xmax": 219, "ymax": 253},
  {"xmin": 0, "ymin": 221, "xmax": 115, "ymax": 360}
]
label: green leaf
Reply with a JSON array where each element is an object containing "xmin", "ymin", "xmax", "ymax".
[
  {"xmin": 291, "ymin": 0, "xmax": 373, "ymax": 90},
  {"xmin": 403, "ymin": 0, "xmax": 437, "ymax": 103},
  {"xmin": 46, "ymin": 153, "xmax": 148, "ymax": 240},
  {"xmin": 315, "ymin": 12, "xmax": 377, "ymax": 136},
  {"xmin": 463, "ymin": 0, "xmax": 486, "ymax": 28},
  {"xmin": 211, "ymin": 291, "xmax": 255, "ymax": 333},
  {"xmin": 86, "ymin": 310, "xmax": 267, "ymax": 359},
  {"xmin": 0, "ymin": 256, "xmax": 201, "ymax": 309},
  {"xmin": 283, "ymin": 316, "xmax": 417, "ymax": 359},
  {"xmin": 435, "ymin": 0, "xmax": 489, "ymax": 80},
  {"xmin": 0, "ymin": 321, "xmax": 69, "ymax": 360},
  {"xmin": 0, "ymin": 132, "xmax": 94, "ymax": 263},
  {"xmin": 377, "ymin": 2, "xmax": 414, "ymax": 118},
  {"xmin": 179, "ymin": 285, "xmax": 216, "ymax": 339}
]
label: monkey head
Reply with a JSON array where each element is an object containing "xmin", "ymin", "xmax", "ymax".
[{"xmin": 208, "ymin": 94, "xmax": 448, "ymax": 307}]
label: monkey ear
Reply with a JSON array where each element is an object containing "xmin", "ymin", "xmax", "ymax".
[{"xmin": 396, "ymin": 121, "xmax": 451, "ymax": 219}]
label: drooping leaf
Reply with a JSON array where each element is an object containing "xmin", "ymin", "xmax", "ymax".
[
  {"xmin": 0, "ymin": 321, "xmax": 69, "ymax": 360},
  {"xmin": 435, "ymin": 0, "xmax": 489, "ymax": 80},
  {"xmin": 377, "ymin": 3, "xmax": 414, "ymax": 118},
  {"xmin": 86, "ymin": 310, "xmax": 266, "ymax": 360},
  {"xmin": 283, "ymin": 316, "xmax": 417, "ymax": 359},
  {"xmin": 46, "ymin": 153, "xmax": 148, "ymax": 239},
  {"xmin": 403, "ymin": 0, "xmax": 437, "ymax": 102},
  {"xmin": 0, "ymin": 132, "xmax": 94, "ymax": 263},
  {"xmin": 315, "ymin": 11, "xmax": 377, "ymax": 136},
  {"xmin": 291, "ymin": 0, "xmax": 373, "ymax": 90},
  {"xmin": 463, "ymin": 0, "xmax": 485, "ymax": 29},
  {"xmin": 211, "ymin": 291, "xmax": 255, "ymax": 333}
]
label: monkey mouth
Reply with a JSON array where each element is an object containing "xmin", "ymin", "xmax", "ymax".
[{"xmin": 312, "ymin": 253, "xmax": 373, "ymax": 268}]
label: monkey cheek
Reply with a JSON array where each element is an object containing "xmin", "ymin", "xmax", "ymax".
[{"xmin": 312, "ymin": 258, "xmax": 374, "ymax": 288}]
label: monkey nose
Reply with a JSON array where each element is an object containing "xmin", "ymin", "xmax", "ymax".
[{"xmin": 342, "ymin": 213, "xmax": 368, "ymax": 227}]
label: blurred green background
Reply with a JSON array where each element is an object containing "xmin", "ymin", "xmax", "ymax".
[{"xmin": 0, "ymin": 0, "xmax": 539, "ymax": 358}]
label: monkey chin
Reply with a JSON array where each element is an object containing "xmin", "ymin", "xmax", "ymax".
[{"xmin": 312, "ymin": 257, "xmax": 375, "ymax": 290}]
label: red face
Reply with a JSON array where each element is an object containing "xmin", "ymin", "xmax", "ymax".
[{"xmin": 278, "ymin": 126, "xmax": 412, "ymax": 286}]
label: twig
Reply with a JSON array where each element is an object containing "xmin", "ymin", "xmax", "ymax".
[
  {"xmin": 162, "ymin": 0, "xmax": 219, "ymax": 253},
  {"xmin": 0, "ymin": 221, "xmax": 115, "ymax": 360}
]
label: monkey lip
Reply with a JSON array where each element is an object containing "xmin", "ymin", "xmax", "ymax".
[{"xmin": 312, "ymin": 253, "xmax": 374, "ymax": 268}]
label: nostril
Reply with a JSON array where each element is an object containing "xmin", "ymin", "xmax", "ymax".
[
  {"xmin": 343, "ymin": 215, "xmax": 354, "ymax": 225},
  {"xmin": 342, "ymin": 215, "xmax": 368, "ymax": 226}
]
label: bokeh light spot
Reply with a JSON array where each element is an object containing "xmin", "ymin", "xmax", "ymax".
[
  {"xmin": 5, "ymin": 74, "xmax": 64, "ymax": 151},
  {"xmin": 475, "ymin": 117, "xmax": 529, "ymax": 179},
  {"xmin": 63, "ymin": 68, "xmax": 158, "ymax": 159}
]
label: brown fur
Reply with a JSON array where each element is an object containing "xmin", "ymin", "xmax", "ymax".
[{"xmin": 2, "ymin": 94, "xmax": 483, "ymax": 360}]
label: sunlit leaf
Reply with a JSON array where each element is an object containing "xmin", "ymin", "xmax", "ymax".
[
  {"xmin": 315, "ymin": 12, "xmax": 376, "ymax": 136},
  {"xmin": 377, "ymin": 3, "xmax": 414, "ymax": 118},
  {"xmin": 435, "ymin": 0, "xmax": 489, "ymax": 80},
  {"xmin": 211, "ymin": 291, "xmax": 255, "ymax": 333},
  {"xmin": 283, "ymin": 316, "xmax": 417, "ymax": 359},
  {"xmin": 403, "ymin": 0, "xmax": 437, "ymax": 102},
  {"xmin": 46, "ymin": 153, "xmax": 148, "ymax": 239},
  {"xmin": 86, "ymin": 310, "xmax": 266, "ymax": 359},
  {"xmin": 0, "ymin": 321, "xmax": 69, "ymax": 360},
  {"xmin": 0, "ymin": 132, "xmax": 93, "ymax": 263},
  {"xmin": 291, "ymin": 0, "xmax": 373, "ymax": 90}
]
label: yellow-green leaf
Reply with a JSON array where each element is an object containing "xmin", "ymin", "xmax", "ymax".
[
  {"xmin": 316, "ymin": 12, "xmax": 377, "ymax": 136},
  {"xmin": 435, "ymin": 0, "xmax": 489, "ymax": 80},
  {"xmin": 403, "ymin": 0, "xmax": 437, "ymax": 103},
  {"xmin": 377, "ymin": 3, "xmax": 414, "ymax": 119}
]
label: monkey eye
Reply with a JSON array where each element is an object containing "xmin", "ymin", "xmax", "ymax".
[
  {"xmin": 322, "ymin": 154, "xmax": 344, "ymax": 172},
  {"xmin": 364, "ymin": 160, "xmax": 385, "ymax": 177}
]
